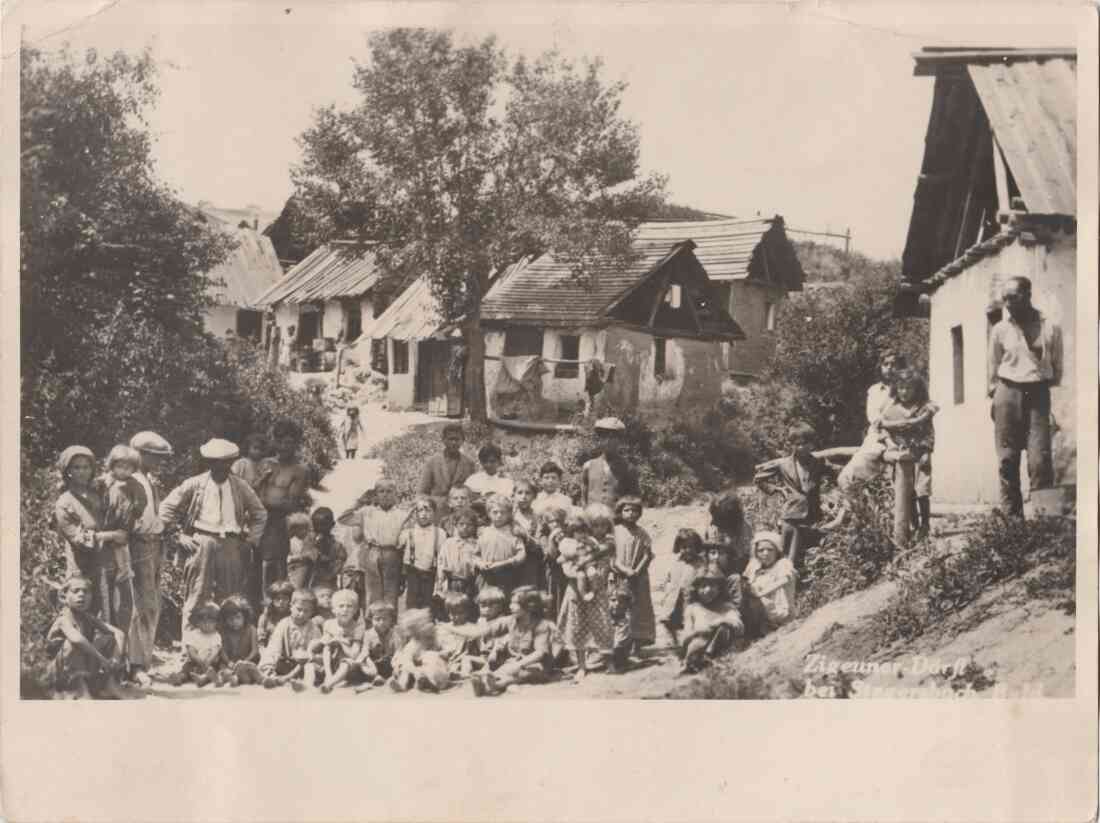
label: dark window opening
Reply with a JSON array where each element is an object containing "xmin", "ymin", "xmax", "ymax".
[
  {"xmin": 654, "ymin": 338, "xmax": 667, "ymax": 378},
  {"xmin": 371, "ymin": 338, "xmax": 388, "ymax": 374},
  {"xmin": 343, "ymin": 300, "xmax": 362, "ymax": 342},
  {"xmin": 503, "ymin": 327, "xmax": 544, "ymax": 357},
  {"xmin": 554, "ymin": 335, "xmax": 581, "ymax": 378},
  {"xmin": 951, "ymin": 325, "xmax": 964, "ymax": 405},
  {"xmin": 392, "ymin": 339, "xmax": 410, "ymax": 375}
]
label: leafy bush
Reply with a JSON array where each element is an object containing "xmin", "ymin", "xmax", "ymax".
[
  {"xmin": 873, "ymin": 512, "xmax": 1076, "ymax": 646},
  {"xmin": 669, "ymin": 666, "xmax": 786, "ymax": 700}
]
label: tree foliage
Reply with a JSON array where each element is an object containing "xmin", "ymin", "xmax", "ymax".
[
  {"xmin": 292, "ymin": 29, "xmax": 666, "ymax": 420},
  {"xmin": 740, "ymin": 248, "xmax": 929, "ymax": 457}
]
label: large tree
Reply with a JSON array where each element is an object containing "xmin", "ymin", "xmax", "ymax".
[{"xmin": 292, "ymin": 29, "xmax": 666, "ymax": 421}]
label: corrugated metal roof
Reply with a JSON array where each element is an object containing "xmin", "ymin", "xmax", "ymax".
[
  {"xmin": 362, "ymin": 275, "xmax": 448, "ymax": 342},
  {"xmin": 968, "ymin": 57, "xmax": 1076, "ymax": 215},
  {"xmin": 480, "ymin": 241, "xmax": 692, "ymax": 325},
  {"xmin": 204, "ymin": 229, "xmax": 285, "ymax": 309},
  {"xmin": 255, "ymin": 243, "xmax": 381, "ymax": 306},
  {"xmin": 634, "ymin": 217, "xmax": 777, "ymax": 280}
]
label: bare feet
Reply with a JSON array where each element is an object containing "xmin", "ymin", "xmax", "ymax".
[
  {"xmin": 573, "ymin": 669, "xmax": 587, "ymax": 684},
  {"xmin": 131, "ymin": 668, "xmax": 153, "ymax": 688}
]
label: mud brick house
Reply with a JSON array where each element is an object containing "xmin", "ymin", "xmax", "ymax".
[
  {"xmin": 633, "ymin": 217, "xmax": 804, "ymax": 379},
  {"xmin": 198, "ymin": 214, "xmax": 285, "ymax": 342},
  {"xmin": 896, "ymin": 47, "xmax": 1077, "ymax": 505},
  {"xmin": 255, "ymin": 242, "xmax": 388, "ymax": 360},
  {"xmin": 478, "ymin": 239, "xmax": 745, "ymax": 424}
]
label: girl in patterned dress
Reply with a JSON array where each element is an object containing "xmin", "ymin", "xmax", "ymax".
[
  {"xmin": 557, "ymin": 504, "xmax": 615, "ymax": 683},
  {"xmin": 611, "ymin": 496, "xmax": 656, "ymax": 652}
]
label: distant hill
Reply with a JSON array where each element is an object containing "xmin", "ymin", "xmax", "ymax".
[{"xmin": 794, "ymin": 240, "xmax": 900, "ymax": 284}]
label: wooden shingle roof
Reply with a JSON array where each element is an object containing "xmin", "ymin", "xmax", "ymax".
[{"xmin": 256, "ymin": 243, "xmax": 381, "ymax": 307}]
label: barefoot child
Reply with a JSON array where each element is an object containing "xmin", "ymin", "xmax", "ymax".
[
  {"xmin": 611, "ymin": 496, "xmax": 656, "ymax": 652},
  {"xmin": 558, "ymin": 506, "xmax": 615, "ymax": 683},
  {"xmin": 219, "ymin": 594, "xmax": 261, "ymax": 686},
  {"xmin": 400, "ymin": 497, "xmax": 444, "ymax": 611},
  {"xmin": 173, "ymin": 602, "xmax": 226, "ymax": 687},
  {"xmin": 512, "ymin": 479, "xmax": 544, "ymax": 589},
  {"xmin": 350, "ymin": 479, "xmax": 409, "ymax": 610},
  {"xmin": 540, "ymin": 506, "xmax": 570, "ymax": 618},
  {"xmin": 467, "ymin": 587, "xmax": 557, "ymax": 697},
  {"xmin": 259, "ymin": 588, "xmax": 324, "ymax": 690},
  {"xmin": 286, "ymin": 512, "xmax": 316, "ymax": 590},
  {"xmin": 317, "ymin": 589, "xmax": 367, "ymax": 692},
  {"xmin": 437, "ymin": 592, "xmax": 487, "ymax": 678},
  {"xmin": 46, "ymin": 575, "xmax": 127, "ymax": 699},
  {"xmin": 557, "ymin": 510, "xmax": 602, "ymax": 603},
  {"xmin": 474, "ymin": 494, "xmax": 526, "ymax": 601},
  {"xmin": 389, "ymin": 609, "xmax": 451, "ymax": 693},
  {"xmin": 357, "ymin": 602, "xmax": 398, "ymax": 689},
  {"xmin": 257, "ymin": 580, "xmax": 294, "ymax": 647},
  {"xmin": 743, "ymin": 531, "xmax": 797, "ymax": 635},
  {"xmin": 755, "ymin": 422, "xmax": 828, "ymax": 573},
  {"xmin": 339, "ymin": 406, "xmax": 366, "ymax": 459},
  {"xmin": 656, "ymin": 528, "xmax": 703, "ymax": 646},
  {"xmin": 878, "ymin": 370, "xmax": 938, "ymax": 537},
  {"xmin": 607, "ymin": 581, "xmax": 634, "ymax": 674},
  {"xmin": 680, "ymin": 563, "xmax": 745, "ymax": 674}
]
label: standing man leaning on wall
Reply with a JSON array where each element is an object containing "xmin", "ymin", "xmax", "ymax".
[{"xmin": 988, "ymin": 276, "xmax": 1063, "ymax": 516}]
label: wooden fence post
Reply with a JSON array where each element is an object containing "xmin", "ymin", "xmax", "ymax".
[{"xmin": 886, "ymin": 451, "xmax": 915, "ymax": 549}]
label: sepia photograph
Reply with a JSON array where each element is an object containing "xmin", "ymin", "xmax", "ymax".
[{"xmin": 2, "ymin": 0, "xmax": 1097, "ymax": 820}]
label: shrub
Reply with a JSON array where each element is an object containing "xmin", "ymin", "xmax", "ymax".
[{"xmin": 873, "ymin": 512, "xmax": 1076, "ymax": 647}]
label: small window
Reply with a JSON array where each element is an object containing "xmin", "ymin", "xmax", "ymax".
[
  {"xmin": 951, "ymin": 325, "xmax": 964, "ymax": 404},
  {"xmin": 554, "ymin": 335, "xmax": 580, "ymax": 378},
  {"xmin": 371, "ymin": 338, "xmax": 388, "ymax": 374},
  {"xmin": 663, "ymin": 284, "xmax": 682, "ymax": 309},
  {"xmin": 503, "ymin": 327, "xmax": 544, "ymax": 356},
  {"xmin": 654, "ymin": 338, "xmax": 667, "ymax": 378},
  {"xmin": 764, "ymin": 301, "xmax": 777, "ymax": 331},
  {"xmin": 392, "ymin": 339, "xmax": 409, "ymax": 375}
]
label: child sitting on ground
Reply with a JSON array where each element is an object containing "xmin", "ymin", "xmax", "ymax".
[
  {"xmin": 437, "ymin": 592, "xmax": 487, "ymax": 678},
  {"xmin": 259, "ymin": 588, "xmax": 324, "ymax": 690},
  {"xmin": 743, "ymin": 531, "xmax": 797, "ymax": 636},
  {"xmin": 45, "ymin": 575, "xmax": 127, "ymax": 699},
  {"xmin": 400, "ymin": 496, "xmax": 444, "ymax": 611},
  {"xmin": 656, "ymin": 528, "xmax": 703, "ymax": 647},
  {"xmin": 474, "ymin": 494, "xmax": 526, "ymax": 601},
  {"xmin": 704, "ymin": 492, "xmax": 754, "ymax": 575},
  {"xmin": 232, "ymin": 434, "xmax": 271, "ymax": 491},
  {"xmin": 286, "ymin": 512, "xmax": 316, "ymax": 590},
  {"xmin": 356, "ymin": 602, "xmax": 398, "ymax": 690},
  {"xmin": 512, "ymin": 479, "xmax": 545, "ymax": 589},
  {"xmin": 316, "ymin": 589, "xmax": 367, "ymax": 692},
  {"xmin": 679, "ymin": 562, "xmax": 745, "ymax": 675},
  {"xmin": 309, "ymin": 507, "xmax": 346, "ymax": 589},
  {"xmin": 219, "ymin": 595, "xmax": 261, "ymax": 686},
  {"xmin": 173, "ymin": 602, "xmax": 225, "ymax": 687},
  {"xmin": 435, "ymin": 506, "xmax": 480, "ymax": 616},
  {"xmin": 257, "ymin": 580, "xmax": 294, "ymax": 647},
  {"xmin": 390, "ymin": 609, "xmax": 451, "ymax": 693},
  {"xmin": 532, "ymin": 461, "xmax": 573, "ymax": 518},
  {"xmin": 96, "ymin": 444, "xmax": 148, "ymax": 586},
  {"xmin": 467, "ymin": 586, "xmax": 557, "ymax": 697},
  {"xmin": 464, "ymin": 443, "xmax": 515, "ymax": 501},
  {"xmin": 311, "ymin": 584, "xmax": 335, "ymax": 627},
  {"xmin": 611, "ymin": 496, "xmax": 656, "ymax": 653}
]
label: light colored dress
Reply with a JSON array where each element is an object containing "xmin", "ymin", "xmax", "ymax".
[
  {"xmin": 435, "ymin": 535, "xmax": 479, "ymax": 598},
  {"xmin": 475, "ymin": 524, "xmax": 523, "ymax": 597},
  {"xmin": 743, "ymin": 557, "xmax": 797, "ymax": 628}
]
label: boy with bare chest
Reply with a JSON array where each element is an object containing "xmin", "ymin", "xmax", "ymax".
[{"xmin": 254, "ymin": 419, "xmax": 309, "ymax": 605}]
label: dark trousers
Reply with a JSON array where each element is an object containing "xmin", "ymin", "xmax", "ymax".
[
  {"xmin": 782, "ymin": 520, "xmax": 819, "ymax": 571},
  {"xmin": 993, "ymin": 379, "xmax": 1053, "ymax": 515},
  {"xmin": 254, "ymin": 511, "xmax": 288, "ymax": 606},
  {"xmin": 405, "ymin": 567, "xmax": 436, "ymax": 610},
  {"xmin": 128, "ymin": 535, "xmax": 163, "ymax": 669}
]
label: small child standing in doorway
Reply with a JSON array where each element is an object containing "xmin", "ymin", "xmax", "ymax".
[{"xmin": 339, "ymin": 406, "xmax": 366, "ymax": 459}]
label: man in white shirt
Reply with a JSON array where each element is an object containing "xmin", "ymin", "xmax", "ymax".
[
  {"xmin": 160, "ymin": 439, "xmax": 267, "ymax": 628},
  {"xmin": 127, "ymin": 431, "xmax": 173, "ymax": 686},
  {"xmin": 988, "ymin": 277, "xmax": 1063, "ymax": 515}
]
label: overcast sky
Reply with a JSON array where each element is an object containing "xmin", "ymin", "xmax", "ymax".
[{"xmin": 14, "ymin": 2, "xmax": 1079, "ymax": 259}]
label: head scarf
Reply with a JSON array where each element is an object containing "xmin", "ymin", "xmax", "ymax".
[{"xmin": 57, "ymin": 445, "xmax": 96, "ymax": 488}]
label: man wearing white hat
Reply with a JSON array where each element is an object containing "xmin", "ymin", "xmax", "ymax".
[
  {"xmin": 127, "ymin": 431, "xmax": 173, "ymax": 686},
  {"xmin": 160, "ymin": 439, "xmax": 267, "ymax": 627}
]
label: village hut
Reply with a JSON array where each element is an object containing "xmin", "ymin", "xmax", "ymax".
[
  {"xmin": 255, "ymin": 242, "xmax": 386, "ymax": 369},
  {"xmin": 633, "ymin": 216, "xmax": 804, "ymax": 378},
  {"xmin": 478, "ymin": 239, "xmax": 746, "ymax": 425},
  {"xmin": 895, "ymin": 47, "xmax": 1077, "ymax": 505},
  {"xmin": 199, "ymin": 221, "xmax": 284, "ymax": 342}
]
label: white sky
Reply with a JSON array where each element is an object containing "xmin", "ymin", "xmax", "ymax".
[{"xmin": 12, "ymin": 2, "xmax": 1080, "ymax": 259}]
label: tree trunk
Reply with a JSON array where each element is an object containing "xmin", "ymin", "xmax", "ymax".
[{"xmin": 463, "ymin": 306, "xmax": 488, "ymax": 423}]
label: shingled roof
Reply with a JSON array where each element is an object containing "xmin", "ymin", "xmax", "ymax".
[
  {"xmin": 255, "ymin": 243, "xmax": 382, "ymax": 307},
  {"xmin": 204, "ymin": 228, "xmax": 284, "ymax": 309}
]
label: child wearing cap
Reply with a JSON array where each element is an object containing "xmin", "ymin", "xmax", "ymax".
[
  {"xmin": 580, "ymin": 417, "xmax": 639, "ymax": 508},
  {"xmin": 743, "ymin": 531, "xmax": 797, "ymax": 635},
  {"xmin": 95, "ymin": 444, "xmax": 148, "ymax": 586}
]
